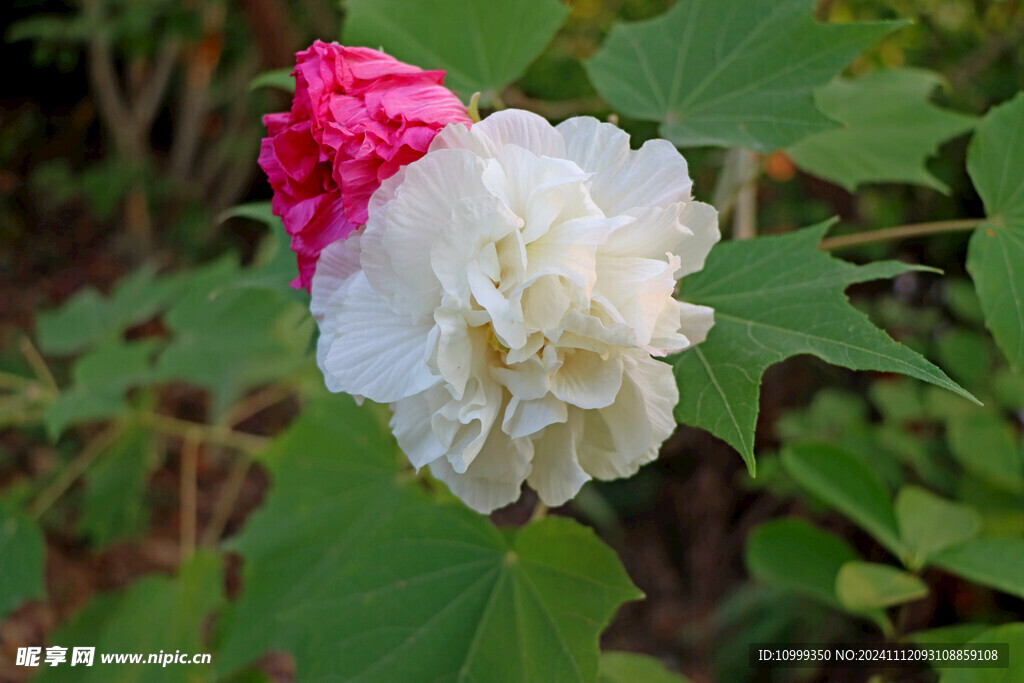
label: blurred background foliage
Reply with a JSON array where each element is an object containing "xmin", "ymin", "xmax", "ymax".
[{"xmin": 1, "ymin": 0, "xmax": 1023, "ymax": 681}]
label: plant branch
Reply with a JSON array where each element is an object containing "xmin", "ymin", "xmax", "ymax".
[
  {"xmin": 0, "ymin": 370, "xmax": 35, "ymax": 391},
  {"xmin": 500, "ymin": 86, "xmax": 606, "ymax": 120},
  {"xmin": 200, "ymin": 454, "xmax": 252, "ymax": 546},
  {"xmin": 133, "ymin": 39, "xmax": 181, "ymax": 132},
  {"xmin": 30, "ymin": 423, "xmax": 124, "ymax": 519},
  {"xmin": 83, "ymin": 0, "xmax": 142, "ymax": 162},
  {"xmin": 137, "ymin": 411, "xmax": 270, "ymax": 452},
  {"xmin": 225, "ymin": 384, "xmax": 294, "ymax": 427},
  {"xmin": 818, "ymin": 218, "xmax": 989, "ymax": 251},
  {"xmin": 732, "ymin": 149, "xmax": 758, "ymax": 240},
  {"xmin": 19, "ymin": 337, "xmax": 58, "ymax": 393},
  {"xmin": 179, "ymin": 432, "xmax": 200, "ymax": 561},
  {"xmin": 169, "ymin": 4, "xmax": 226, "ymax": 180}
]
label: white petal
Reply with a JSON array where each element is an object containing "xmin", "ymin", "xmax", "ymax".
[
  {"xmin": 483, "ymin": 145, "xmax": 590, "ymax": 242},
  {"xmin": 525, "ymin": 214, "xmax": 628, "ymax": 295},
  {"xmin": 527, "ymin": 416, "xmax": 590, "ymax": 507},
  {"xmin": 502, "ymin": 394, "xmax": 568, "ymax": 439},
  {"xmin": 431, "ymin": 307, "xmax": 476, "ymax": 399},
  {"xmin": 520, "ymin": 274, "xmax": 572, "ymax": 335},
  {"xmin": 557, "ymin": 303, "xmax": 640, "ymax": 352},
  {"xmin": 436, "ymin": 365, "xmax": 505, "ymax": 474},
  {"xmin": 360, "ymin": 149, "xmax": 488, "ymax": 316},
  {"xmin": 505, "ymin": 331, "xmax": 545, "ymax": 365},
  {"xmin": 595, "ymin": 139, "xmax": 693, "ymax": 215},
  {"xmin": 321, "ymin": 273, "xmax": 439, "ymax": 402},
  {"xmin": 491, "ymin": 355, "xmax": 552, "ymax": 402},
  {"xmin": 556, "ymin": 116, "xmax": 630, "ymax": 176},
  {"xmin": 676, "ymin": 201, "xmax": 720, "ymax": 278},
  {"xmin": 427, "ymin": 119, "xmax": 479, "ymax": 153},
  {"xmin": 678, "ymin": 302, "xmax": 715, "ymax": 346},
  {"xmin": 391, "ymin": 389, "xmax": 448, "ymax": 469},
  {"xmin": 314, "ymin": 285, "xmax": 351, "ymax": 394},
  {"xmin": 431, "ymin": 195, "xmax": 521, "ymax": 305},
  {"xmin": 434, "ymin": 109, "xmax": 566, "ymax": 160},
  {"xmin": 595, "ymin": 254, "xmax": 679, "ymax": 347},
  {"xmin": 429, "ymin": 427, "xmax": 533, "ymax": 513},
  {"xmin": 550, "ymin": 349, "xmax": 624, "ymax": 410},
  {"xmin": 600, "ymin": 203, "xmax": 691, "ymax": 261},
  {"xmin": 576, "ymin": 352, "xmax": 677, "ymax": 480},
  {"xmin": 310, "ymin": 234, "xmax": 362, "ymax": 321},
  {"xmin": 367, "ymin": 166, "xmax": 406, "ymax": 217},
  {"xmin": 647, "ymin": 298, "xmax": 691, "ymax": 356}
]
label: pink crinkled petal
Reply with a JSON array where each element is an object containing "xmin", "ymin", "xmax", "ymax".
[{"xmin": 258, "ymin": 40, "xmax": 472, "ymax": 291}]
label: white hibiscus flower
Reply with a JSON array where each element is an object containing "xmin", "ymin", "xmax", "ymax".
[{"xmin": 311, "ymin": 109, "xmax": 719, "ymax": 513}]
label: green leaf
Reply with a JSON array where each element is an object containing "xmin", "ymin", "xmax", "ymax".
[
  {"xmin": 218, "ymin": 202, "xmax": 281, "ymax": 227},
  {"xmin": 909, "ymin": 623, "xmax": 992, "ymax": 645},
  {"xmin": 672, "ymin": 221, "xmax": 975, "ymax": 471},
  {"xmin": 869, "ymin": 380, "xmax": 926, "ymax": 424},
  {"xmin": 788, "ymin": 68, "xmax": 975, "ymax": 192},
  {"xmin": 585, "ymin": 0, "xmax": 899, "ymax": 151},
  {"xmin": 0, "ymin": 499, "xmax": 46, "ymax": 620},
  {"xmin": 966, "ymin": 92, "xmax": 1024, "ymax": 369},
  {"xmin": 994, "ymin": 368, "xmax": 1024, "ymax": 409},
  {"xmin": 218, "ymin": 203, "xmax": 300, "ymax": 295},
  {"xmin": 895, "ymin": 486, "xmax": 982, "ymax": 570},
  {"xmin": 342, "ymin": 0, "xmax": 569, "ymax": 103},
  {"xmin": 745, "ymin": 518, "xmax": 859, "ymax": 610},
  {"xmin": 945, "ymin": 278, "xmax": 987, "ymax": 327},
  {"xmin": 782, "ymin": 443, "xmax": 902, "ymax": 556},
  {"xmin": 43, "ymin": 340, "xmax": 160, "ymax": 439},
  {"xmin": 936, "ymin": 329, "xmax": 994, "ymax": 390},
  {"xmin": 931, "ymin": 538, "xmax": 1024, "ymax": 600},
  {"xmin": 78, "ymin": 426, "xmax": 158, "ymax": 548},
  {"xmin": 156, "ymin": 267, "xmax": 314, "ymax": 416},
  {"xmin": 37, "ymin": 265, "xmax": 179, "ymax": 356},
  {"xmin": 38, "ymin": 551, "xmax": 223, "ymax": 683},
  {"xmin": 599, "ymin": 652, "xmax": 689, "ymax": 683},
  {"xmin": 940, "ymin": 623, "xmax": 1024, "ymax": 683},
  {"xmin": 946, "ymin": 411, "xmax": 1024, "ymax": 494},
  {"xmin": 835, "ymin": 561, "xmax": 928, "ymax": 611},
  {"xmin": 249, "ymin": 68, "xmax": 293, "ymax": 92},
  {"xmin": 955, "ymin": 478, "xmax": 1024, "ymax": 539},
  {"xmin": 217, "ymin": 395, "xmax": 640, "ymax": 681}
]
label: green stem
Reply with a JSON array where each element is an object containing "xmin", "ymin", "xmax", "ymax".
[
  {"xmin": 200, "ymin": 453, "xmax": 252, "ymax": 546},
  {"xmin": 19, "ymin": 337, "xmax": 58, "ymax": 393},
  {"xmin": 819, "ymin": 218, "xmax": 988, "ymax": 251},
  {"xmin": 179, "ymin": 432, "xmax": 200, "ymax": 561},
  {"xmin": 0, "ymin": 371, "xmax": 34, "ymax": 391},
  {"xmin": 137, "ymin": 411, "xmax": 270, "ymax": 452},
  {"xmin": 30, "ymin": 423, "xmax": 124, "ymax": 519},
  {"xmin": 467, "ymin": 92, "xmax": 482, "ymax": 123}
]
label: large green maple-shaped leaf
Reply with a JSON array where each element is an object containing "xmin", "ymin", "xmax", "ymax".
[
  {"xmin": 599, "ymin": 652, "xmax": 690, "ymax": 683},
  {"xmin": 78, "ymin": 425, "xmax": 159, "ymax": 548},
  {"xmin": 585, "ymin": 0, "xmax": 899, "ymax": 152},
  {"xmin": 38, "ymin": 551, "xmax": 223, "ymax": 683},
  {"xmin": 966, "ymin": 92, "xmax": 1024, "ymax": 369},
  {"xmin": 36, "ymin": 264, "xmax": 181, "ymax": 356},
  {"xmin": 216, "ymin": 395, "xmax": 640, "ymax": 682},
  {"xmin": 155, "ymin": 260, "xmax": 315, "ymax": 417},
  {"xmin": 672, "ymin": 222, "xmax": 975, "ymax": 472},
  {"xmin": 0, "ymin": 499, "xmax": 46, "ymax": 621},
  {"xmin": 43, "ymin": 340, "xmax": 160, "ymax": 439},
  {"xmin": 788, "ymin": 69, "xmax": 976, "ymax": 192},
  {"xmin": 342, "ymin": 0, "xmax": 569, "ymax": 104}
]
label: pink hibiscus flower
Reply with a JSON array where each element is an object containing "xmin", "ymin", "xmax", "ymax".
[{"xmin": 258, "ymin": 41, "xmax": 472, "ymax": 290}]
